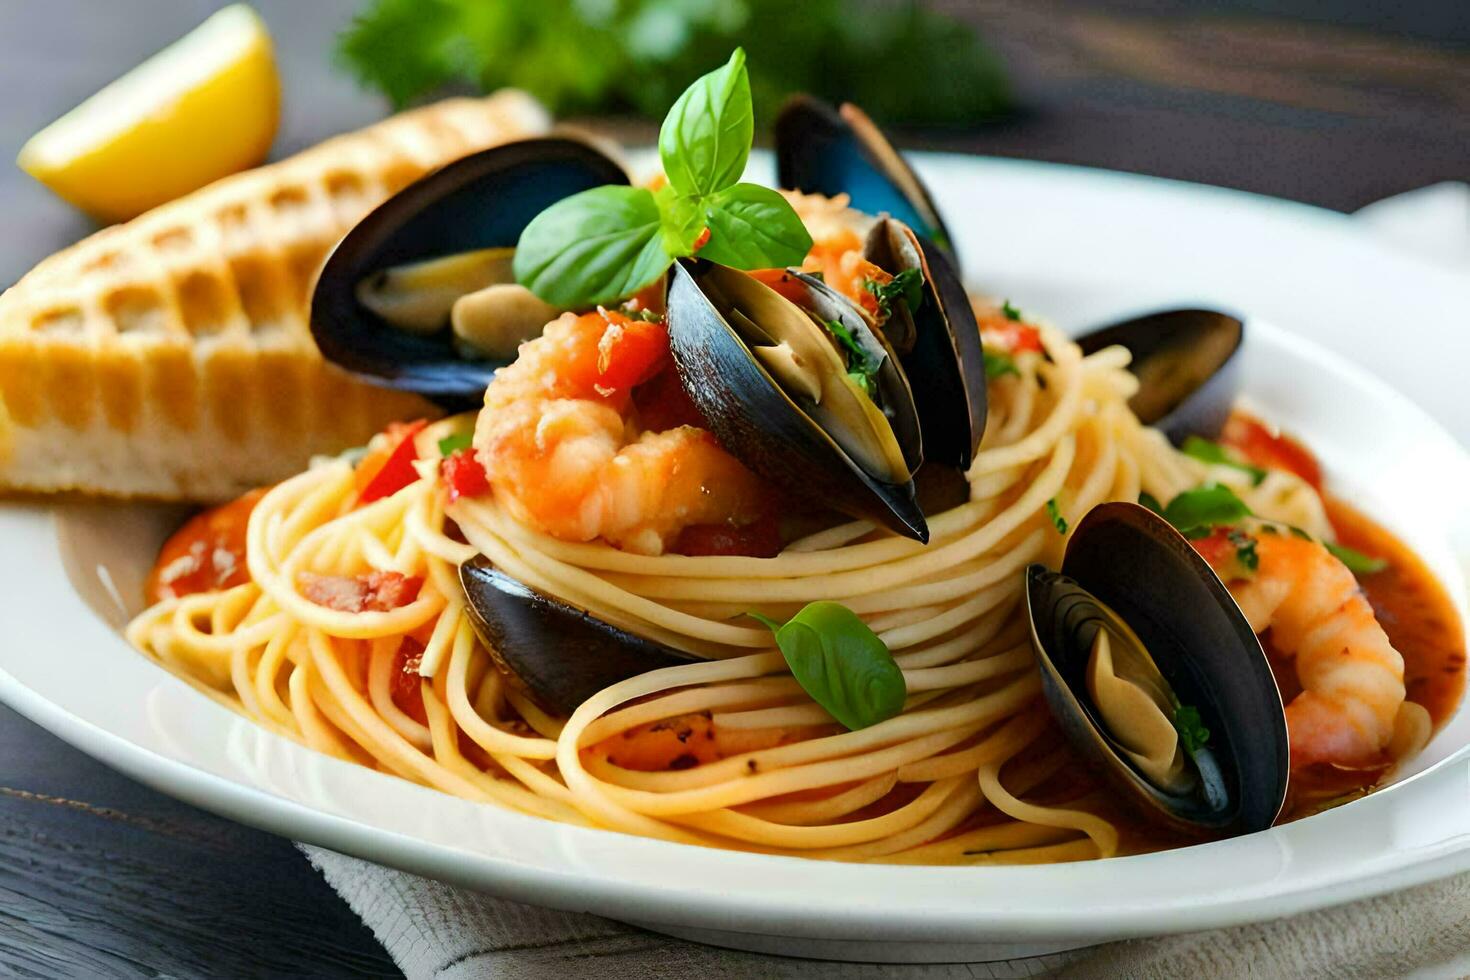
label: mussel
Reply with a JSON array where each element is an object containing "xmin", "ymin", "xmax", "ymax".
[
  {"xmin": 775, "ymin": 95, "xmax": 956, "ymax": 261},
  {"xmin": 459, "ymin": 557, "xmax": 693, "ymax": 715},
  {"xmin": 665, "ymin": 259, "xmax": 929, "ymax": 541},
  {"xmin": 863, "ymin": 218, "xmax": 987, "ymax": 470},
  {"xmin": 1025, "ymin": 501, "xmax": 1288, "ymax": 836},
  {"xmin": 311, "ymin": 137, "xmax": 629, "ymax": 406},
  {"xmin": 1075, "ymin": 309, "xmax": 1244, "ymax": 444}
]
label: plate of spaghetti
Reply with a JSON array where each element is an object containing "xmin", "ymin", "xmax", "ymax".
[{"xmin": 2, "ymin": 50, "xmax": 1469, "ymax": 962}]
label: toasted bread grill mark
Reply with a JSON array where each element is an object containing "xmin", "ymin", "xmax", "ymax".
[{"xmin": 0, "ymin": 92, "xmax": 551, "ymax": 500}]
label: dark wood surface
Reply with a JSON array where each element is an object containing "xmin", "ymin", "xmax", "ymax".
[{"xmin": 0, "ymin": 1, "xmax": 1465, "ymax": 976}]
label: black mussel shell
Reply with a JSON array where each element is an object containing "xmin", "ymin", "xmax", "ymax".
[
  {"xmin": 311, "ymin": 137, "xmax": 628, "ymax": 407},
  {"xmin": 459, "ymin": 558, "xmax": 692, "ymax": 715},
  {"xmin": 666, "ymin": 260, "xmax": 928, "ymax": 542},
  {"xmin": 864, "ymin": 218, "xmax": 987, "ymax": 470},
  {"xmin": 1025, "ymin": 502, "xmax": 1288, "ymax": 837},
  {"xmin": 1075, "ymin": 309, "xmax": 1244, "ymax": 443},
  {"xmin": 774, "ymin": 95, "xmax": 956, "ymax": 261}
]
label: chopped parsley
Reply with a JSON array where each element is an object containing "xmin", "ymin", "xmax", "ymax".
[
  {"xmin": 983, "ymin": 350, "xmax": 1019, "ymax": 380},
  {"xmin": 823, "ymin": 319, "xmax": 880, "ymax": 397},
  {"xmin": 437, "ymin": 431, "xmax": 473, "ymax": 456},
  {"xmin": 863, "ymin": 267, "xmax": 924, "ymax": 321},
  {"xmin": 1227, "ymin": 528, "xmax": 1259, "ymax": 574},
  {"xmin": 1326, "ymin": 542, "xmax": 1389, "ymax": 575},
  {"xmin": 1001, "ymin": 299, "xmax": 1023, "ymax": 321},
  {"xmin": 1181, "ymin": 436, "xmax": 1267, "ymax": 486},
  {"xmin": 1046, "ymin": 497, "xmax": 1068, "ymax": 535},
  {"xmin": 1172, "ymin": 703, "xmax": 1210, "ymax": 755}
]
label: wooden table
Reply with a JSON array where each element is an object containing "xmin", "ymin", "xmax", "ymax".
[{"xmin": 0, "ymin": 1, "xmax": 1464, "ymax": 975}]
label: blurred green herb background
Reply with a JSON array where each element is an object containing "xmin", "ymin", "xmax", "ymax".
[{"xmin": 335, "ymin": 0, "xmax": 1010, "ymax": 125}]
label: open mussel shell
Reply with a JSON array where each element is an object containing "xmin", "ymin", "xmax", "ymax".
[
  {"xmin": 1025, "ymin": 502, "xmax": 1288, "ymax": 837},
  {"xmin": 775, "ymin": 95, "xmax": 956, "ymax": 261},
  {"xmin": 1075, "ymin": 309, "xmax": 1244, "ymax": 443},
  {"xmin": 666, "ymin": 259, "xmax": 928, "ymax": 542},
  {"xmin": 459, "ymin": 557, "xmax": 693, "ymax": 715},
  {"xmin": 864, "ymin": 218, "xmax": 987, "ymax": 471},
  {"xmin": 311, "ymin": 137, "xmax": 629, "ymax": 406}
]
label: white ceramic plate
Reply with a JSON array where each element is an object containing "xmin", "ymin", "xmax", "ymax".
[{"xmin": 3, "ymin": 153, "xmax": 1469, "ymax": 964}]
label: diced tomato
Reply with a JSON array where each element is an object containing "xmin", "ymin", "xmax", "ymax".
[
  {"xmin": 748, "ymin": 267, "xmax": 809, "ymax": 306},
  {"xmin": 146, "ymin": 488, "xmax": 267, "ymax": 603},
  {"xmin": 979, "ymin": 313, "xmax": 1044, "ymax": 354},
  {"xmin": 595, "ymin": 309, "xmax": 670, "ymax": 395},
  {"xmin": 1189, "ymin": 527, "xmax": 1234, "ymax": 569},
  {"xmin": 298, "ymin": 570, "xmax": 423, "ymax": 613},
  {"xmin": 356, "ymin": 420, "xmax": 429, "ymax": 503},
  {"xmin": 632, "ymin": 364, "xmax": 705, "ymax": 432},
  {"xmin": 1221, "ymin": 412, "xmax": 1323, "ymax": 490},
  {"xmin": 672, "ymin": 513, "xmax": 782, "ymax": 558},
  {"xmin": 390, "ymin": 637, "xmax": 428, "ymax": 726},
  {"xmin": 441, "ymin": 449, "xmax": 490, "ymax": 503},
  {"xmin": 692, "ymin": 226, "xmax": 712, "ymax": 252}
]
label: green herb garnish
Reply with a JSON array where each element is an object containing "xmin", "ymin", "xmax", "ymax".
[
  {"xmin": 1326, "ymin": 542, "xmax": 1389, "ymax": 575},
  {"xmin": 1181, "ymin": 436, "xmax": 1267, "ymax": 487},
  {"xmin": 1001, "ymin": 299, "xmax": 1023, "ymax": 321},
  {"xmin": 820, "ymin": 319, "xmax": 880, "ymax": 396},
  {"xmin": 863, "ymin": 268, "xmax": 925, "ymax": 321},
  {"xmin": 1172, "ymin": 703, "xmax": 1210, "ymax": 755},
  {"xmin": 983, "ymin": 350, "xmax": 1019, "ymax": 380},
  {"xmin": 1138, "ymin": 491, "xmax": 1164, "ymax": 516},
  {"xmin": 336, "ymin": 0, "xmax": 1009, "ymax": 125},
  {"xmin": 513, "ymin": 49, "xmax": 813, "ymax": 308},
  {"xmin": 749, "ymin": 603, "xmax": 906, "ymax": 731},
  {"xmin": 437, "ymin": 431, "xmax": 473, "ymax": 457},
  {"xmin": 1227, "ymin": 528, "xmax": 1259, "ymax": 574},
  {"xmin": 1046, "ymin": 497, "xmax": 1068, "ymax": 535},
  {"xmin": 1156, "ymin": 483, "xmax": 1253, "ymax": 538}
]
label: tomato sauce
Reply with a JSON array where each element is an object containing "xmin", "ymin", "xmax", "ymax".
[{"xmin": 145, "ymin": 488, "xmax": 266, "ymax": 603}]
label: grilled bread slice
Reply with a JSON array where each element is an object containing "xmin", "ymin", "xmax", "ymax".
[{"xmin": 0, "ymin": 91, "xmax": 549, "ymax": 501}]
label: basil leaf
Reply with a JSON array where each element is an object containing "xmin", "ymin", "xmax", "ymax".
[
  {"xmin": 983, "ymin": 350, "xmax": 1018, "ymax": 379},
  {"xmin": 437, "ymin": 432, "xmax": 473, "ymax": 456},
  {"xmin": 1326, "ymin": 541, "xmax": 1389, "ymax": 575},
  {"xmin": 1181, "ymin": 436, "xmax": 1267, "ymax": 486},
  {"xmin": 1138, "ymin": 491, "xmax": 1164, "ymax": 516},
  {"xmin": 1160, "ymin": 483, "xmax": 1253, "ymax": 536},
  {"xmin": 515, "ymin": 185, "xmax": 670, "ymax": 306},
  {"xmin": 1002, "ymin": 299, "xmax": 1023, "ymax": 321},
  {"xmin": 696, "ymin": 182, "xmax": 814, "ymax": 269},
  {"xmin": 658, "ymin": 47, "xmax": 753, "ymax": 199},
  {"xmin": 753, "ymin": 601, "xmax": 906, "ymax": 731}
]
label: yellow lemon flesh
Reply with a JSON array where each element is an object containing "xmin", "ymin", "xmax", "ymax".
[{"xmin": 17, "ymin": 4, "xmax": 280, "ymax": 224}]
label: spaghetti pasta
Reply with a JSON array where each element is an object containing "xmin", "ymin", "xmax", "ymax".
[{"xmin": 127, "ymin": 321, "xmax": 1333, "ymax": 864}]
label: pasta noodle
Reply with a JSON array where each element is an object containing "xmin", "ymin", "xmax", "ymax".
[{"xmin": 126, "ymin": 324, "xmax": 1331, "ymax": 864}]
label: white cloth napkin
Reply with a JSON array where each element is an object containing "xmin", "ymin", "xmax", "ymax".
[{"xmin": 300, "ymin": 183, "xmax": 1470, "ymax": 979}]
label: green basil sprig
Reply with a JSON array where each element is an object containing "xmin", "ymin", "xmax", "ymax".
[
  {"xmin": 514, "ymin": 49, "xmax": 813, "ymax": 308},
  {"xmin": 1140, "ymin": 483, "xmax": 1252, "ymax": 538},
  {"xmin": 750, "ymin": 602, "xmax": 906, "ymax": 731},
  {"xmin": 1142, "ymin": 484, "xmax": 1389, "ymax": 576}
]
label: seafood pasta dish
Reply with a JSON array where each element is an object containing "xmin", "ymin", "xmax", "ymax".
[{"xmin": 111, "ymin": 52, "xmax": 1463, "ymax": 864}]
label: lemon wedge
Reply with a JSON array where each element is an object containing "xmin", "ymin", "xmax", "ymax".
[{"xmin": 17, "ymin": 4, "xmax": 280, "ymax": 224}]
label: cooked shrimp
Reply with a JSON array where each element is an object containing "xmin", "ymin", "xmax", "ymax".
[
  {"xmin": 1202, "ymin": 528, "xmax": 1406, "ymax": 769},
  {"xmin": 473, "ymin": 309, "xmax": 770, "ymax": 555}
]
